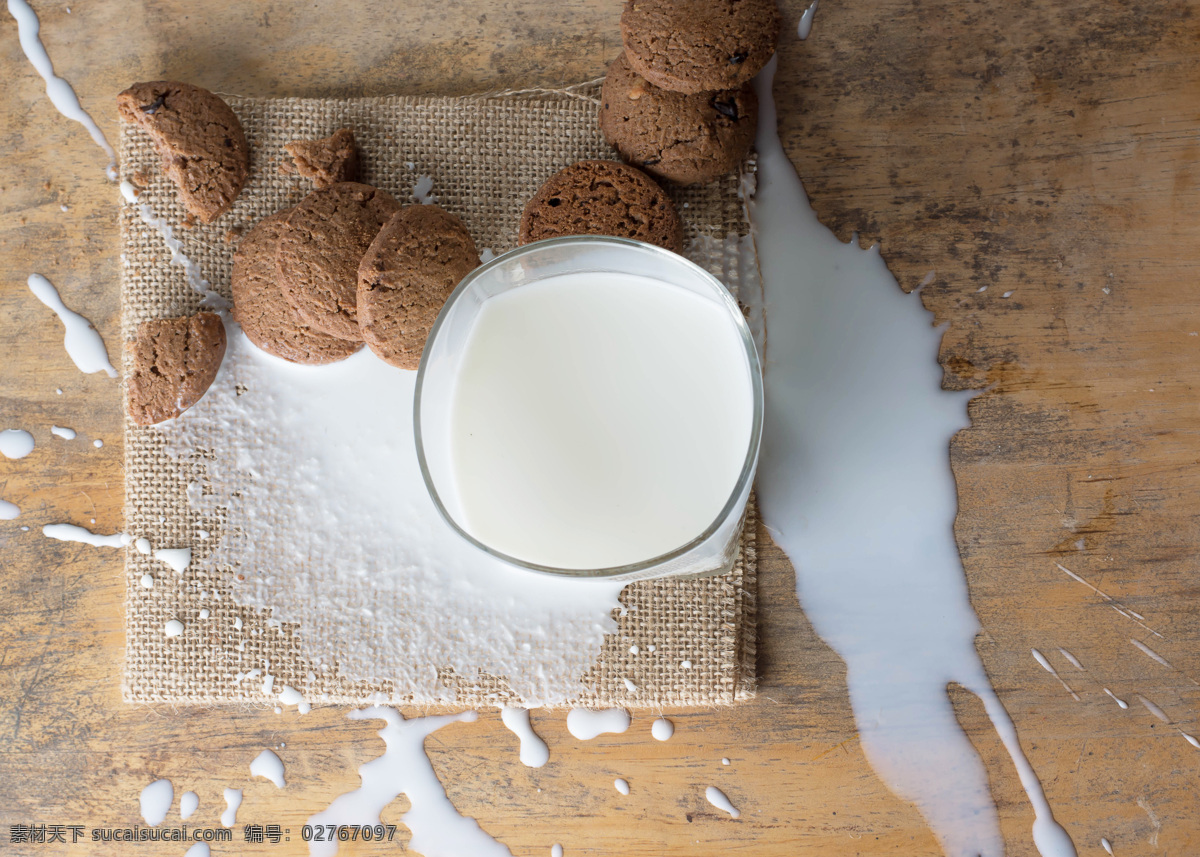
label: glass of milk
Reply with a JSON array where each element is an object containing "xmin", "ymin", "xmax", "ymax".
[{"xmin": 415, "ymin": 236, "xmax": 762, "ymax": 581}]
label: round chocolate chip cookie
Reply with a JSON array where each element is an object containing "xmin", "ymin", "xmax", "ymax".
[
  {"xmin": 276, "ymin": 182, "xmax": 401, "ymax": 342},
  {"xmin": 357, "ymin": 205, "xmax": 480, "ymax": 370},
  {"xmin": 599, "ymin": 52, "xmax": 758, "ymax": 185},
  {"xmin": 232, "ymin": 210, "xmax": 363, "ymax": 365},
  {"xmin": 519, "ymin": 160, "xmax": 684, "ymax": 253},
  {"xmin": 620, "ymin": 0, "xmax": 781, "ymax": 94},
  {"xmin": 126, "ymin": 312, "xmax": 226, "ymax": 426}
]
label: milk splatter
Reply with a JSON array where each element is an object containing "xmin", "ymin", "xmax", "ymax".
[
  {"xmin": 1032, "ymin": 649, "xmax": 1080, "ymax": 701},
  {"xmin": 160, "ymin": 321, "xmax": 624, "ymax": 706},
  {"xmin": 1103, "ymin": 688, "xmax": 1128, "ymax": 709},
  {"xmin": 6, "ymin": 0, "xmax": 117, "ymax": 178},
  {"xmin": 43, "ymin": 523, "xmax": 130, "ymax": 548},
  {"xmin": 307, "ymin": 708, "xmax": 512, "ymax": 857},
  {"xmin": 500, "ymin": 707, "xmax": 550, "ymax": 768},
  {"xmin": 220, "ymin": 788, "xmax": 242, "ymax": 827},
  {"xmin": 1129, "ymin": 639, "xmax": 1172, "ymax": 670},
  {"xmin": 566, "ymin": 708, "xmax": 630, "ymax": 741},
  {"xmin": 119, "ymin": 181, "xmax": 229, "ymax": 309},
  {"xmin": 750, "ymin": 56, "xmax": 1076, "ymax": 857},
  {"xmin": 27, "ymin": 274, "xmax": 117, "ymax": 377}
]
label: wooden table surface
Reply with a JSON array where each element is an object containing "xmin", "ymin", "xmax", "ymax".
[{"xmin": 2, "ymin": 1, "xmax": 1198, "ymax": 854}]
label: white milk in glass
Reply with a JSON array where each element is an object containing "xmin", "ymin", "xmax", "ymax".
[{"xmin": 446, "ymin": 271, "xmax": 753, "ymax": 570}]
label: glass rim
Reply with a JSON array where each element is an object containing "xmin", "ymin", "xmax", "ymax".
[{"xmin": 413, "ymin": 234, "xmax": 764, "ymax": 580}]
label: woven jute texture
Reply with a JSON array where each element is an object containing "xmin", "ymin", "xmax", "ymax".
[{"xmin": 120, "ymin": 86, "xmax": 758, "ymax": 708}]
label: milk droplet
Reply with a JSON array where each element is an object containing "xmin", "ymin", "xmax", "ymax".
[
  {"xmin": 1130, "ymin": 638, "xmax": 1172, "ymax": 669},
  {"xmin": 140, "ymin": 573, "xmax": 154, "ymax": 589},
  {"xmin": 551, "ymin": 845, "xmax": 563, "ymax": 857},
  {"xmin": 27, "ymin": 275, "xmax": 117, "ymax": 377},
  {"xmin": 179, "ymin": 791, "xmax": 198, "ymax": 820},
  {"xmin": 154, "ymin": 547, "xmax": 191, "ymax": 573},
  {"xmin": 797, "ymin": 0, "xmax": 819, "ymax": 39},
  {"xmin": 250, "ymin": 749, "xmax": 286, "ymax": 788},
  {"xmin": 164, "ymin": 619, "xmax": 184, "ymax": 637},
  {"xmin": 721, "ymin": 758, "xmax": 730, "ymax": 765},
  {"xmin": 50, "ymin": 425, "xmax": 76, "ymax": 439},
  {"xmin": 651, "ymin": 717, "xmax": 674, "ymax": 741},
  {"xmin": 93, "ymin": 439, "xmax": 103, "ymax": 448},
  {"xmin": 0, "ymin": 499, "xmax": 20, "ymax": 520},
  {"xmin": 1103, "ymin": 688, "xmax": 1128, "ymax": 709},
  {"xmin": 185, "ymin": 843, "xmax": 210, "ymax": 857},
  {"xmin": 135, "ymin": 537, "xmax": 152, "ymax": 555},
  {"xmin": 139, "ymin": 779, "xmax": 173, "ymax": 826},
  {"xmin": 1058, "ymin": 648, "xmax": 1084, "ymax": 670},
  {"xmin": 500, "ymin": 707, "xmax": 550, "ymax": 768},
  {"xmin": 1138, "ymin": 695, "xmax": 1170, "ymax": 723},
  {"xmin": 614, "ymin": 778, "xmax": 630, "ymax": 795},
  {"xmin": 623, "ymin": 678, "xmax": 638, "ymax": 693},
  {"xmin": 705, "ymin": 786, "xmax": 740, "ymax": 818},
  {"xmin": 220, "ymin": 788, "xmax": 242, "ymax": 827},
  {"xmin": 413, "ymin": 174, "xmax": 436, "ymax": 204},
  {"xmin": 0, "ymin": 429, "xmax": 35, "ymax": 459},
  {"xmin": 1100, "ymin": 837, "xmax": 1113, "ymax": 855},
  {"xmin": 566, "ymin": 708, "xmax": 630, "ymax": 740},
  {"xmin": 199, "ymin": 608, "xmax": 210, "ymax": 619}
]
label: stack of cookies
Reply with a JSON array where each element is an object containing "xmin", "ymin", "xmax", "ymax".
[
  {"xmin": 515, "ymin": 0, "xmax": 779, "ymax": 255},
  {"xmin": 601, "ymin": 0, "xmax": 780, "ymax": 186}
]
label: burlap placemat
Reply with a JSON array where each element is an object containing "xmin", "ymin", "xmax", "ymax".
[{"xmin": 120, "ymin": 85, "xmax": 758, "ymax": 708}]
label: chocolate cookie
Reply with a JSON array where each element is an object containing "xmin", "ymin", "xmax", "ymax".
[
  {"xmin": 599, "ymin": 52, "xmax": 758, "ymax": 185},
  {"xmin": 232, "ymin": 210, "xmax": 363, "ymax": 365},
  {"xmin": 519, "ymin": 160, "xmax": 684, "ymax": 253},
  {"xmin": 116, "ymin": 81, "xmax": 250, "ymax": 223},
  {"xmin": 126, "ymin": 313, "xmax": 226, "ymax": 426},
  {"xmin": 284, "ymin": 128, "xmax": 360, "ymax": 189},
  {"xmin": 276, "ymin": 182, "xmax": 401, "ymax": 341},
  {"xmin": 358, "ymin": 205, "xmax": 479, "ymax": 370},
  {"xmin": 620, "ymin": 0, "xmax": 781, "ymax": 94}
]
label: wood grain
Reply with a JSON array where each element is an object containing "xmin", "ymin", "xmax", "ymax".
[{"xmin": 1, "ymin": 0, "xmax": 1197, "ymax": 854}]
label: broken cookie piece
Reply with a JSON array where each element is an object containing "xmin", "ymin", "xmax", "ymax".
[
  {"xmin": 117, "ymin": 81, "xmax": 250, "ymax": 223},
  {"xmin": 126, "ymin": 312, "xmax": 227, "ymax": 426},
  {"xmin": 284, "ymin": 128, "xmax": 360, "ymax": 189}
]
